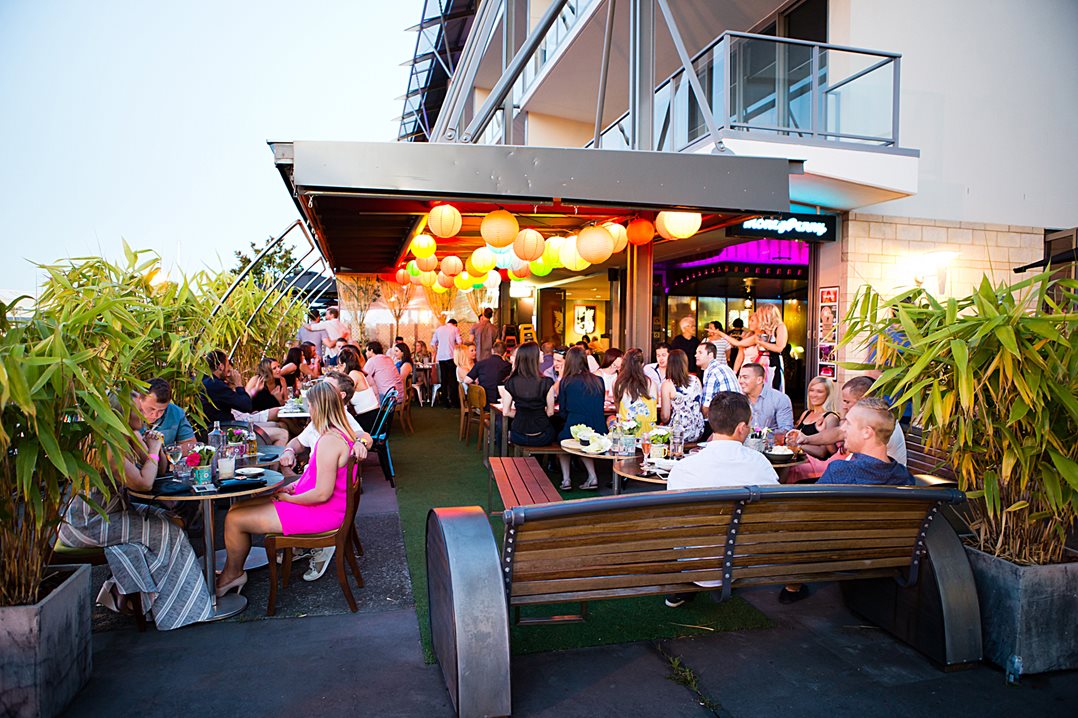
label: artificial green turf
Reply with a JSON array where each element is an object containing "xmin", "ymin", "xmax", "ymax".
[{"xmin": 391, "ymin": 406, "xmax": 772, "ymax": 663}]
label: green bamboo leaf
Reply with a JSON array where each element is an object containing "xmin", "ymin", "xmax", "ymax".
[
  {"xmin": 1043, "ymin": 467, "xmax": 1063, "ymax": 509},
  {"xmin": 1048, "ymin": 450, "xmax": 1078, "ymax": 491},
  {"xmin": 1007, "ymin": 399, "xmax": 1030, "ymax": 424},
  {"xmin": 994, "ymin": 325, "xmax": 1019, "ymax": 356},
  {"xmin": 1004, "ymin": 501, "xmax": 1029, "ymax": 513}
]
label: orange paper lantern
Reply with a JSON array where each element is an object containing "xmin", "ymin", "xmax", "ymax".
[
  {"xmin": 513, "ymin": 228, "xmax": 545, "ymax": 262},
  {"xmin": 508, "ymin": 259, "xmax": 531, "ymax": 279},
  {"xmin": 480, "ymin": 209, "xmax": 519, "ymax": 248},
  {"xmin": 419, "ymin": 270, "xmax": 437, "ymax": 287},
  {"xmin": 627, "ymin": 218, "xmax": 655, "ymax": 246},
  {"xmin": 416, "ymin": 254, "xmax": 438, "ymax": 272},
  {"xmin": 577, "ymin": 225, "xmax": 615, "ymax": 264},
  {"xmin": 410, "ymin": 233, "xmax": 437, "ymax": 258},
  {"xmin": 440, "ymin": 254, "xmax": 463, "ymax": 276},
  {"xmin": 395, "ymin": 268, "xmax": 409, "ymax": 285},
  {"xmin": 604, "ymin": 222, "xmax": 629, "ymax": 253},
  {"xmin": 427, "ymin": 204, "xmax": 462, "ymax": 238},
  {"xmin": 437, "ymin": 271, "xmax": 454, "ymax": 289}
]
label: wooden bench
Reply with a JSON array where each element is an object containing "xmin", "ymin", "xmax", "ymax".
[
  {"xmin": 907, "ymin": 425, "xmax": 958, "ymax": 485},
  {"xmin": 486, "ymin": 456, "xmax": 562, "ymax": 514},
  {"xmin": 425, "ymin": 485, "xmax": 982, "ymax": 717}
]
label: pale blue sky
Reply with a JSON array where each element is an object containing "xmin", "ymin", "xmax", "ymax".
[{"xmin": 0, "ymin": 0, "xmax": 423, "ymax": 294}]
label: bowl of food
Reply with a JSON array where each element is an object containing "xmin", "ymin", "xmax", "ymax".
[{"xmin": 763, "ymin": 445, "xmax": 796, "ymax": 464}]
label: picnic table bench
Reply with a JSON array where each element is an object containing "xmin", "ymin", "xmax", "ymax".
[
  {"xmin": 486, "ymin": 456, "xmax": 562, "ymax": 514},
  {"xmin": 425, "ymin": 484, "xmax": 982, "ymax": 717}
]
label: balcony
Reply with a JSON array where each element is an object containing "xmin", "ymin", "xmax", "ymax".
[{"xmin": 520, "ymin": 0, "xmax": 597, "ymax": 94}]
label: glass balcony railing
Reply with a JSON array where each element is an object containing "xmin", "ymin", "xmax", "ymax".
[
  {"xmin": 521, "ymin": 0, "xmax": 596, "ymax": 93},
  {"xmin": 590, "ymin": 31, "xmax": 901, "ymax": 151}
]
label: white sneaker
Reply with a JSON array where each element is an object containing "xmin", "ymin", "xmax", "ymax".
[{"xmin": 303, "ymin": 547, "xmax": 336, "ymax": 581}]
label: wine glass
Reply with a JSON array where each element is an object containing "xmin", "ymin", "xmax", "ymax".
[{"xmin": 164, "ymin": 445, "xmax": 185, "ymax": 476}]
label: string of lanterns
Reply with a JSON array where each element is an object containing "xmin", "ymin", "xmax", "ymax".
[{"xmin": 391, "ymin": 204, "xmax": 701, "ymax": 287}]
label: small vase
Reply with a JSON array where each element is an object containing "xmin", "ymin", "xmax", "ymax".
[{"xmin": 192, "ymin": 465, "xmax": 213, "ymax": 485}]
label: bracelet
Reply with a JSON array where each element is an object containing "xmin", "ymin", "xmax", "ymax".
[
  {"xmin": 146, "ymin": 454, "xmax": 159, "ymax": 463},
  {"xmin": 283, "ymin": 447, "xmax": 295, "ymax": 454}
]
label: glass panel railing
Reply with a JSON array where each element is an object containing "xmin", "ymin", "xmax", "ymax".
[
  {"xmin": 521, "ymin": 0, "xmax": 595, "ymax": 93},
  {"xmin": 818, "ymin": 47, "xmax": 895, "ymax": 143}
]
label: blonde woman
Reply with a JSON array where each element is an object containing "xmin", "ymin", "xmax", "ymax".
[
  {"xmin": 454, "ymin": 342, "xmax": 476, "ymax": 385},
  {"xmin": 783, "ymin": 376, "xmax": 842, "ymax": 483},
  {"xmin": 753, "ymin": 304, "xmax": 789, "ymax": 392},
  {"xmin": 217, "ymin": 381, "xmax": 356, "ymax": 597}
]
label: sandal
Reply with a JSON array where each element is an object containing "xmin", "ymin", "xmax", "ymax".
[
  {"xmin": 580, "ymin": 478, "xmax": 599, "ymax": 490},
  {"xmin": 560, "ymin": 479, "xmax": 571, "ymax": 490}
]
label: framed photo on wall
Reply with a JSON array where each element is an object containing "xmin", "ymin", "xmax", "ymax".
[
  {"xmin": 573, "ymin": 305, "xmax": 596, "ymax": 336},
  {"xmin": 818, "ymin": 286, "xmax": 840, "ymax": 379}
]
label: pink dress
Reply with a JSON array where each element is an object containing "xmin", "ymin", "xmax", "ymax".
[{"xmin": 275, "ymin": 429, "xmax": 354, "ymax": 535}]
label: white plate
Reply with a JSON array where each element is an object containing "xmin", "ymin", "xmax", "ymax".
[{"xmin": 235, "ymin": 467, "xmax": 264, "ymax": 477}]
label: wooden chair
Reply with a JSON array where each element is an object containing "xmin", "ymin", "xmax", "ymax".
[
  {"xmin": 397, "ymin": 375, "xmax": 415, "ymax": 435},
  {"xmin": 458, "ymin": 383, "xmax": 469, "ymax": 441},
  {"xmin": 263, "ymin": 457, "xmax": 364, "ymax": 616},
  {"xmin": 463, "ymin": 384, "xmax": 488, "ymax": 449}
]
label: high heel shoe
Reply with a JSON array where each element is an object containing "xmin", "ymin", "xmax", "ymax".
[{"xmin": 215, "ymin": 571, "xmax": 247, "ymax": 598}]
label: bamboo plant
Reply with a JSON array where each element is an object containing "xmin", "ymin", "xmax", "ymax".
[{"xmin": 842, "ymin": 271, "xmax": 1078, "ymax": 565}]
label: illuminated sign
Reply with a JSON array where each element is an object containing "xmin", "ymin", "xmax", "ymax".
[{"xmin": 730, "ymin": 212, "xmax": 838, "ymax": 242}]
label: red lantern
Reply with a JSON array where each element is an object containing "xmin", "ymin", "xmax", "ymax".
[{"xmin": 627, "ymin": 218, "xmax": 655, "ymax": 246}]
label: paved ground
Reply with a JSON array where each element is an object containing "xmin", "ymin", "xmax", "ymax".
[{"xmin": 66, "ymin": 455, "xmax": 1078, "ymax": 717}]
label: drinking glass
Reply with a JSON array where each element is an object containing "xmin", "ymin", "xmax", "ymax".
[
  {"xmin": 165, "ymin": 445, "xmax": 188, "ymax": 479},
  {"xmin": 670, "ymin": 435, "xmax": 684, "ymax": 458},
  {"xmin": 640, "ymin": 437, "xmax": 652, "ymax": 463}
]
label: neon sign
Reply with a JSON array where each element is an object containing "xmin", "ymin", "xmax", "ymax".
[{"xmin": 731, "ymin": 212, "xmax": 837, "ymax": 242}]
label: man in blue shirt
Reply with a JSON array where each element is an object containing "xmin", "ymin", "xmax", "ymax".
[
  {"xmin": 737, "ymin": 362, "xmax": 793, "ymax": 434},
  {"xmin": 137, "ymin": 378, "xmax": 196, "ymax": 450},
  {"xmin": 820, "ymin": 397, "xmax": 914, "ymax": 486}
]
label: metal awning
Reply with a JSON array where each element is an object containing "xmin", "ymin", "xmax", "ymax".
[{"xmin": 270, "ymin": 140, "xmax": 798, "ymax": 274}]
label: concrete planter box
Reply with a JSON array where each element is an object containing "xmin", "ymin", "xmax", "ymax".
[
  {"xmin": 0, "ymin": 564, "xmax": 93, "ymax": 717},
  {"xmin": 965, "ymin": 546, "xmax": 1078, "ymax": 677}
]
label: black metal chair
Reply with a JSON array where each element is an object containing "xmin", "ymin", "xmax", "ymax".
[{"xmin": 369, "ymin": 388, "xmax": 398, "ymax": 487}]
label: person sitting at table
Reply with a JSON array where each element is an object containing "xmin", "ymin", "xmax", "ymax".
[
  {"xmin": 454, "ymin": 342, "xmax": 476, "ymax": 386},
  {"xmin": 659, "ymin": 349, "xmax": 705, "ymax": 443},
  {"xmin": 363, "ymin": 341, "xmax": 403, "ymax": 401},
  {"xmin": 499, "ymin": 341, "xmax": 557, "ymax": 448},
  {"xmin": 136, "ymin": 377, "xmax": 196, "ymax": 452},
  {"xmin": 390, "ymin": 344, "xmax": 413, "ymax": 387},
  {"xmin": 554, "ymin": 346, "xmax": 606, "ymax": 490},
  {"xmin": 538, "ymin": 340, "xmax": 555, "ymax": 376},
  {"xmin": 324, "ymin": 337, "xmax": 347, "ymax": 367},
  {"xmin": 252, "ymin": 357, "xmax": 288, "ymax": 411},
  {"xmin": 279, "ymin": 346, "xmax": 305, "ymax": 395},
  {"xmin": 58, "ymin": 394, "xmax": 213, "ymax": 630},
  {"xmin": 737, "ymin": 362, "xmax": 793, "ymax": 435},
  {"xmin": 465, "ymin": 340, "xmax": 511, "ymax": 409},
  {"xmin": 339, "ymin": 347, "xmax": 380, "ymax": 430},
  {"xmin": 413, "ymin": 339, "xmax": 431, "ymax": 365},
  {"xmin": 593, "ymin": 347, "xmax": 623, "ymax": 412},
  {"xmin": 301, "ymin": 341, "xmax": 322, "ymax": 379},
  {"xmin": 543, "ymin": 345, "xmax": 567, "ymax": 382},
  {"xmin": 780, "ymin": 376, "xmax": 841, "ymax": 483},
  {"xmin": 218, "ymin": 382, "xmax": 366, "ymax": 596},
  {"xmin": 663, "ymin": 391, "xmax": 779, "ymax": 609},
  {"xmin": 200, "ymin": 350, "xmax": 258, "ymax": 425},
  {"xmin": 643, "ymin": 342, "xmax": 669, "ymax": 391},
  {"xmin": 696, "ymin": 343, "xmax": 741, "ymax": 420},
  {"xmin": 612, "ymin": 348, "xmax": 658, "ymax": 435}
]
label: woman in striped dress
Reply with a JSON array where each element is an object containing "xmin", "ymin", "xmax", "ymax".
[{"xmin": 58, "ymin": 405, "xmax": 212, "ymax": 630}]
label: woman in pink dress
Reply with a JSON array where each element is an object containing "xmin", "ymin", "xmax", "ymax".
[{"xmin": 216, "ymin": 381, "xmax": 357, "ymax": 597}]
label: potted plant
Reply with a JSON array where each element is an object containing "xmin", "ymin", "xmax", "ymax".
[
  {"xmin": 185, "ymin": 445, "xmax": 217, "ymax": 486},
  {"xmin": 842, "ymin": 271, "xmax": 1078, "ymax": 677}
]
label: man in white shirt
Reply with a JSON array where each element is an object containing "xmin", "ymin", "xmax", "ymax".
[
  {"xmin": 430, "ymin": 317, "xmax": 462, "ymax": 408},
  {"xmin": 643, "ymin": 343, "xmax": 669, "ymax": 393},
  {"xmin": 665, "ymin": 391, "xmax": 778, "ymax": 607},
  {"xmin": 303, "ymin": 307, "xmax": 350, "ymax": 351}
]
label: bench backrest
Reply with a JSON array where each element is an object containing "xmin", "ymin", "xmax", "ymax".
[
  {"xmin": 906, "ymin": 425, "xmax": 957, "ymax": 483},
  {"xmin": 501, "ymin": 485, "xmax": 965, "ymax": 606}
]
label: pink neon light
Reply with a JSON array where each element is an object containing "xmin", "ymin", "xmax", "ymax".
[{"xmin": 672, "ymin": 239, "xmax": 809, "ymax": 268}]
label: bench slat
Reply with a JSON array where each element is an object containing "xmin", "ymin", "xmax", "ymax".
[
  {"xmin": 516, "ymin": 502, "xmax": 738, "ymax": 530},
  {"xmin": 513, "ymin": 512, "xmax": 735, "ymax": 542},
  {"xmin": 737, "ymin": 527, "xmax": 922, "ymax": 543},
  {"xmin": 740, "ymin": 509, "xmax": 931, "ymax": 523},
  {"xmin": 512, "ymin": 544, "xmax": 735, "ymax": 573},
  {"xmin": 513, "ymin": 557, "xmax": 727, "ymax": 582},
  {"xmin": 512, "ymin": 534, "xmax": 734, "ymax": 560},
  {"xmin": 733, "ymin": 555, "xmax": 912, "ymax": 580},
  {"xmin": 511, "ymin": 568, "xmax": 729, "ymax": 597},
  {"xmin": 490, "ymin": 460, "xmax": 526, "ymax": 510},
  {"xmin": 513, "ymin": 525, "xmax": 735, "ymax": 552},
  {"xmin": 523, "ymin": 459, "xmax": 563, "ymax": 504},
  {"xmin": 511, "ymin": 582, "xmax": 705, "ymax": 605},
  {"xmin": 490, "ymin": 457, "xmax": 562, "ymax": 511},
  {"xmin": 733, "ymin": 567, "xmax": 901, "ymax": 587}
]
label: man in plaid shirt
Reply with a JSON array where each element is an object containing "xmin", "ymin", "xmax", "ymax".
[{"xmin": 695, "ymin": 342, "xmax": 741, "ymax": 416}]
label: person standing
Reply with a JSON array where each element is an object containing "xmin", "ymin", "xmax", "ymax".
[
  {"xmin": 704, "ymin": 321, "xmax": 731, "ymax": 366},
  {"xmin": 297, "ymin": 309, "xmax": 328, "ymax": 359},
  {"xmin": 471, "ymin": 307, "xmax": 497, "ymax": 361},
  {"xmin": 431, "ymin": 317, "xmax": 462, "ymax": 408},
  {"xmin": 669, "ymin": 316, "xmax": 700, "ymax": 364},
  {"xmin": 304, "ymin": 306, "xmax": 351, "ymax": 352}
]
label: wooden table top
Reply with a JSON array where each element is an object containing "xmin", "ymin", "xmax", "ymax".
[{"xmin": 129, "ymin": 470, "xmax": 285, "ymax": 501}]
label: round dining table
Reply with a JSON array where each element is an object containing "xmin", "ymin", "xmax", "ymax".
[
  {"xmin": 129, "ymin": 469, "xmax": 285, "ymax": 620},
  {"xmin": 613, "ymin": 453, "xmax": 809, "ymax": 495}
]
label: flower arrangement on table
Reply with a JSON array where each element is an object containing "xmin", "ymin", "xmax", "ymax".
[
  {"xmin": 224, "ymin": 427, "xmax": 247, "ymax": 444},
  {"xmin": 185, "ymin": 445, "xmax": 216, "ymax": 468},
  {"xmin": 647, "ymin": 427, "xmax": 671, "ymax": 445}
]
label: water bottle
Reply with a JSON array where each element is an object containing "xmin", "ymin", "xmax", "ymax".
[
  {"xmin": 671, "ymin": 426, "xmax": 684, "ymax": 459},
  {"xmin": 207, "ymin": 421, "xmax": 224, "ymax": 476}
]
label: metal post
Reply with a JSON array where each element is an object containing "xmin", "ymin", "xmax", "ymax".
[
  {"xmin": 501, "ymin": 0, "xmax": 520, "ymax": 145},
  {"xmin": 891, "ymin": 56, "xmax": 901, "ymax": 147},
  {"xmin": 626, "ymin": 241, "xmax": 654, "ymax": 351},
  {"xmin": 209, "ymin": 220, "xmax": 301, "ymax": 318},
  {"xmin": 592, "ymin": 0, "xmax": 617, "ymax": 148},
  {"xmin": 462, "ymin": 0, "xmax": 570, "ymax": 143},
  {"xmin": 227, "ymin": 248, "xmax": 317, "ymax": 361},
  {"xmin": 436, "ymin": 0, "xmax": 504, "ymax": 141},
  {"xmin": 629, "ymin": 0, "xmax": 654, "ymax": 152},
  {"xmin": 655, "ymin": 0, "xmax": 722, "ymax": 150},
  {"xmin": 810, "ymin": 44, "xmax": 820, "ymax": 138}
]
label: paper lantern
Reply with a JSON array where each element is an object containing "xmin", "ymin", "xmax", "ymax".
[
  {"xmin": 409, "ymin": 272, "xmax": 423, "ymax": 285},
  {"xmin": 480, "ymin": 209, "xmax": 519, "ymax": 248},
  {"xmin": 427, "ymin": 204, "xmax": 462, "ymax": 238},
  {"xmin": 437, "ymin": 271, "xmax": 455, "ymax": 289},
  {"xmin": 559, "ymin": 235, "xmax": 591, "ymax": 272},
  {"xmin": 440, "ymin": 254, "xmax": 463, "ymax": 277},
  {"xmin": 494, "ymin": 250, "xmax": 515, "ymax": 270},
  {"xmin": 543, "ymin": 236, "xmax": 565, "ymax": 268},
  {"xmin": 577, "ymin": 225, "xmax": 615, "ymax": 264},
  {"xmin": 529, "ymin": 258, "xmax": 552, "ymax": 277},
  {"xmin": 432, "ymin": 282, "xmax": 448, "ymax": 294},
  {"xmin": 419, "ymin": 270, "xmax": 437, "ymax": 287},
  {"xmin": 395, "ymin": 268, "xmax": 409, "ymax": 285},
  {"xmin": 407, "ymin": 259, "xmax": 421, "ymax": 276},
  {"xmin": 453, "ymin": 271, "xmax": 473, "ymax": 290},
  {"xmin": 470, "ymin": 246, "xmax": 497, "ymax": 274},
  {"xmin": 471, "ymin": 271, "xmax": 488, "ymax": 289},
  {"xmin": 416, "ymin": 254, "xmax": 438, "ymax": 272},
  {"xmin": 489, "ymin": 242, "xmax": 512, "ymax": 254},
  {"xmin": 627, "ymin": 218, "xmax": 655, "ymax": 246},
  {"xmin": 484, "ymin": 272, "xmax": 502, "ymax": 289},
  {"xmin": 604, "ymin": 222, "xmax": 629, "ymax": 253},
  {"xmin": 410, "ymin": 234, "xmax": 437, "ymax": 259},
  {"xmin": 508, "ymin": 261, "xmax": 531, "ymax": 280},
  {"xmin": 655, "ymin": 211, "xmax": 702, "ymax": 240},
  {"xmin": 513, "ymin": 228, "xmax": 545, "ymax": 262}
]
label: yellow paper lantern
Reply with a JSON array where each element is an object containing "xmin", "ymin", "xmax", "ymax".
[
  {"xmin": 454, "ymin": 271, "xmax": 473, "ymax": 290},
  {"xmin": 410, "ymin": 233, "xmax": 437, "ymax": 259},
  {"xmin": 577, "ymin": 225, "xmax": 615, "ymax": 264},
  {"xmin": 395, "ymin": 268, "xmax": 409, "ymax": 285},
  {"xmin": 603, "ymin": 222, "xmax": 629, "ymax": 253},
  {"xmin": 432, "ymin": 282, "xmax": 448, "ymax": 294},
  {"xmin": 440, "ymin": 254, "xmax": 463, "ymax": 277},
  {"xmin": 436, "ymin": 271, "xmax": 455, "ymax": 289},
  {"xmin": 416, "ymin": 254, "xmax": 439, "ymax": 272},
  {"xmin": 656, "ymin": 211, "xmax": 702, "ymax": 239},
  {"xmin": 419, "ymin": 270, "xmax": 437, "ymax": 287},
  {"xmin": 627, "ymin": 218, "xmax": 655, "ymax": 246},
  {"xmin": 559, "ymin": 235, "xmax": 591, "ymax": 272},
  {"xmin": 427, "ymin": 204, "xmax": 462, "ymax": 238},
  {"xmin": 470, "ymin": 245, "xmax": 497, "ymax": 274},
  {"xmin": 513, "ymin": 228, "xmax": 545, "ymax": 262},
  {"xmin": 480, "ymin": 209, "xmax": 519, "ymax": 248},
  {"xmin": 543, "ymin": 236, "xmax": 565, "ymax": 268}
]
